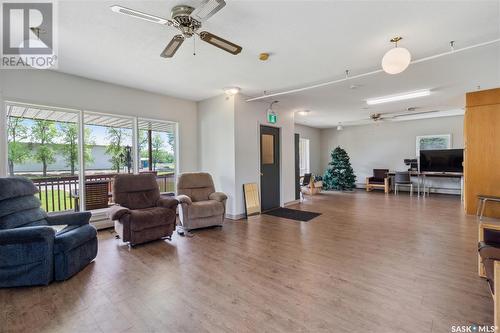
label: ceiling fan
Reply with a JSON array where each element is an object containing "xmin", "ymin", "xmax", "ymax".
[
  {"xmin": 369, "ymin": 109, "xmax": 440, "ymax": 122},
  {"xmin": 110, "ymin": 0, "xmax": 242, "ymax": 58}
]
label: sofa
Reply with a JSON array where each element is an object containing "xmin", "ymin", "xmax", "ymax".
[
  {"xmin": 176, "ymin": 172, "xmax": 227, "ymax": 232},
  {"xmin": 108, "ymin": 173, "xmax": 178, "ymax": 246},
  {"xmin": 0, "ymin": 177, "xmax": 97, "ymax": 287}
]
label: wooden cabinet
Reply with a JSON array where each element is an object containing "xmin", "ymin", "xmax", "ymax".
[{"xmin": 464, "ymin": 88, "xmax": 500, "ymax": 218}]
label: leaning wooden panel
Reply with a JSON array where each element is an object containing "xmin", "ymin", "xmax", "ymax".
[{"xmin": 243, "ymin": 183, "xmax": 261, "ymax": 216}]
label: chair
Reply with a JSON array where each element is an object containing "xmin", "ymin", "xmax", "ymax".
[
  {"xmin": 394, "ymin": 172, "xmax": 413, "ymax": 195},
  {"xmin": 108, "ymin": 174, "xmax": 178, "ymax": 246},
  {"xmin": 71, "ymin": 180, "xmax": 110, "ymax": 211},
  {"xmin": 176, "ymin": 172, "xmax": 227, "ymax": 232},
  {"xmin": 478, "ymin": 226, "xmax": 500, "ymax": 327},
  {"xmin": 366, "ymin": 169, "xmax": 391, "ymax": 193},
  {"xmin": 0, "ymin": 177, "xmax": 97, "ymax": 287},
  {"xmin": 299, "ymin": 173, "xmax": 312, "ymax": 201}
]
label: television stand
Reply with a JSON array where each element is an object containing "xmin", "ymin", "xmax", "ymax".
[{"xmin": 421, "ymin": 172, "xmax": 464, "ymax": 200}]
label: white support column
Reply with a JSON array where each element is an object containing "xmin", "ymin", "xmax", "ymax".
[
  {"xmin": 132, "ymin": 117, "xmax": 139, "ymax": 174},
  {"xmin": 78, "ymin": 111, "xmax": 86, "ymax": 211}
]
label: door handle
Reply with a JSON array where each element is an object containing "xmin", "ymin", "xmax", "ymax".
[{"xmin": 260, "ymin": 172, "xmax": 263, "ymax": 176}]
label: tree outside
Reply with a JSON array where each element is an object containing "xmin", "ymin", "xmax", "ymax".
[
  {"xmin": 7, "ymin": 117, "xmax": 30, "ymax": 176},
  {"xmin": 105, "ymin": 127, "xmax": 130, "ymax": 173},
  {"xmin": 59, "ymin": 124, "xmax": 95, "ymax": 175},
  {"xmin": 139, "ymin": 131, "xmax": 174, "ymax": 171},
  {"xmin": 31, "ymin": 120, "xmax": 58, "ymax": 177}
]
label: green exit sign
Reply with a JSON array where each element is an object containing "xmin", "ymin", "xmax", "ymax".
[{"xmin": 267, "ymin": 111, "xmax": 277, "ymax": 124}]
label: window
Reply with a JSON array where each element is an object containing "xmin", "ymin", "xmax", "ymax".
[
  {"xmin": 4, "ymin": 101, "xmax": 179, "ymax": 212},
  {"xmin": 138, "ymin": 119, "xmax": 177, "ymax": 193},
  {"xmin": 5, "ymin": 103, "xmax": 81, "ymax": 212},
  {"xmin": 299, "ymin": 138, "xmax": 310, "ymax": 176}
]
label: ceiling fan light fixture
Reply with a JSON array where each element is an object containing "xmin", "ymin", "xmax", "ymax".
[
  {"xmin": 382, "ymin": 36, "xmax": 411, "ymax": 74},
  {"xmin": 224, "ymin": 87, "xmax": 240, "ymax": 96},
  {"xmin": 366, "ymin": 89, "xmax": 431, "ymax": 105}
]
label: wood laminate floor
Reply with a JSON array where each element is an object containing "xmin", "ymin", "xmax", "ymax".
[{"xmin": 0, "ymin": 191, "xmax": 492, "ymax": 333}]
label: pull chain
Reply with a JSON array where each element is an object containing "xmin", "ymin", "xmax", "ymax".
[{"xmin": 193, "ymin": 36, "xmax": 196, "ymax": 56}]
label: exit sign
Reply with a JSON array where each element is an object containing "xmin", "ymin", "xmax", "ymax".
[{"xmin": 267, "ymin": 111, "xmax": 277, "ymax": 124}]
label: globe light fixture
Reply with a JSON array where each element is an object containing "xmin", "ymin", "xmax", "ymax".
[{"xmin": 382, "ymin": 36, "xmax": 411, "ymax": 75}]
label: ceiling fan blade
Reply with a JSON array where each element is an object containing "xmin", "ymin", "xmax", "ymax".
[
  {"xmin": 199, "ymin": 31, "xmax": 242, "ymax": 55},
  {"xmin": 191, "ymin": 0, "xmax": 226, "ymax": 21},
  {"xmin": 160, "ymin": 35, "xmax": 185, "ymax": 58},
  {"xmin": 391, "ymin": 110, "xmax": 440, "ymax": 119},
  {"xmin": 110, "ymin": 5, "xmax": 178, "ymax": 27}
]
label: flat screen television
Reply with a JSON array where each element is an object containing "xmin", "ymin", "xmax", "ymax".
[{"xmin": 419, "ymin": 149, "xmax": 464, "ymax": 173}]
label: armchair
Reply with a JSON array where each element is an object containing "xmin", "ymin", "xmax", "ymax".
[
  {"xmin": 478, "ymin": 222, "xmax": 500, "ymax": 327},
  {"xmin": 108, "ymin": 174, "xmax": 178, "ymax": 246},
  {"xmin": 176, "ymin": 172, "xmax": 227, "ymax": 232},
  {"xmin": 0, "ymin": 177, "xmax": 97, "ymax": 287},
  {"xmin": 366, "ymin": 169, "xmax": 391, "ymax": 193}
]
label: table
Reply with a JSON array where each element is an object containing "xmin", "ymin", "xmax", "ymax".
[
  {"xmin": 387, "ymin": 171, "xmax": 464, "ymax": 199},
  {"xmin": 421, "ymin": 172, "xmax": 463, "ymax": 200}
]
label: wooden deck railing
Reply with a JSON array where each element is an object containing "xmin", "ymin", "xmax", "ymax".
[{"xmin": 30, "ymin": 173, "xmax": 175, "ymax": 212}]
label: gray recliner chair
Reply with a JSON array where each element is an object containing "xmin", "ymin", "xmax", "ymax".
[{"xmin": 176, "ymin": 172, "xmax": 227, "ymax": 232}]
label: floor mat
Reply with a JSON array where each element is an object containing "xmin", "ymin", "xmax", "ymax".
[{"xmin": 263, "ymin": 207, "xmax": 321, "ymax": 222}]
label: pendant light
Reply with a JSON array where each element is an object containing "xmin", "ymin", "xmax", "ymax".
[{"xmin": 382, "ymin": 36, "xmax": 411, "ymax": 75}]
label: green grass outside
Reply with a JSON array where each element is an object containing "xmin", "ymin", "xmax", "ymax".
[{"xmin": 39, "ymin": 190, "xmax": 73, "ymax": 212}]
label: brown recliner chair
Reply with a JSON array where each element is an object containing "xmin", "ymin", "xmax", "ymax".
[
  {"xmin": 366, "ymin": 169, "xmax": 391, "ymax": 193},
  {"xmin": 107, "ymin": 174, "xmax": 178, "ymax": 246},
  {"xmin": 176, "ymin": 172, "xmax": 227, "ymax": 232}
]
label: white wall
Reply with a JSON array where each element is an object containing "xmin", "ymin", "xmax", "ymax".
[
  {"xmin": 0, "ymin": 70, "xmax": 198, "ymax": 175},
  {"xmin": 197, "ymin": 95, "xmax": 237, "ymax": 215},
  {"xmin": 320, "ymin": 115, "xmax": 464, "ymax": 187},
  {"xmin": 234, "ymin": 95, "xmax": 296, "ymax": 215},
  {"xmin": 197, "ymin": 94, "xmax": 297, "ymax": 218},
  {"xmin": 294, "ymin": 124, "xmax": 321, "ymax": 175}
]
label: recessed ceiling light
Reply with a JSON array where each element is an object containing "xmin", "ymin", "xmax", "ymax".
[
  {"xmin": 224, "ymin": 87, "xmax": 240, "ymax": 96},
  {"xmin": 366, "ymin": 89, "xmax": 431, "ymax": 105}
]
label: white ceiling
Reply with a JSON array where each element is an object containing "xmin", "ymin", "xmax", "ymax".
[{"xmin": 56, "ymin": 1, "xmax": 500, "ymax": 128}]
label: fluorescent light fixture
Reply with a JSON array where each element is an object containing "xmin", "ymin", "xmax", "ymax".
[
  {"xmin": 366, "ymin": 89, "xmax": 431, "ymax": 105},
  {"xmin": 224, "ymin": 87, "xmax": 240, "ymax": 96},
  {"xmin": 297, "ymin": 110, "xmax": 310, "ymax": 116}
]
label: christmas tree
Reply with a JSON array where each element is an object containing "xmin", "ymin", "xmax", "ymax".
[{"xmin": 323, "ymin": 146, "xmax": 356, "ymax": 191}]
